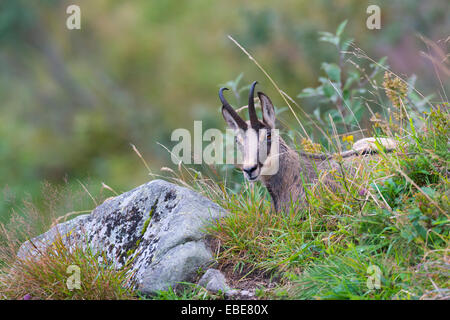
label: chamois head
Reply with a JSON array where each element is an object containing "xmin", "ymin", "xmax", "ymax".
[{"xmin": 219, "ymin": 81, "xmax": 279, "ymax": 181}]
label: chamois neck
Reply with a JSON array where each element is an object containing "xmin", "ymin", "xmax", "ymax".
[{"xmin": 261, "ymin": 139, "xmax": 319, "ymax": 213}]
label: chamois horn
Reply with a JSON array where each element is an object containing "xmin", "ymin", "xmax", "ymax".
[
  {"xmin": 219, "ymin": 87, "xmax": 248, "ymax": 129},
  {"xmin": 248, "ymin": 81, "xmax": 259, "ymax": 128}
]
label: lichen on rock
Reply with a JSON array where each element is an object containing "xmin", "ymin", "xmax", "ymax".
[{"xmin": 17, "ymin": 179, "xmax": 228, "ymax": 295}]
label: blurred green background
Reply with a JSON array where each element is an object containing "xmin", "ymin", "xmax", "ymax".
[{"xmin": 0, "ymin": 0, "xmax": 448, "ymax": 222}]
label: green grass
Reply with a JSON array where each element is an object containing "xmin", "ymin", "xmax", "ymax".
[
  {"xmin": 290, "ymin": 247, "xmax": 408, "ymax": 299},
  {"xmin": 0, "ymin": 235, "xmax": 137, "ymax": 300},
  {"xmin": 145, "ymin": 283, "xmax": 223, "ymax": 300},
  {"xmin": 198, "ymin": 103, "xmax": 449, "ymax": 300}
]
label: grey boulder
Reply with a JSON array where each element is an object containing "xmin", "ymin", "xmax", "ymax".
[{"xmin": 17, "ymin": 179, "xmax": 228, "ymax": 295}]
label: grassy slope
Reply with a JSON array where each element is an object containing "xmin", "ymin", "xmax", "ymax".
[
  {"xmin": 199, "ymin": 105, "xmax": 448, "ymax": 300},
  {"xmin": 1, "ymin": 99, "xmax": 448, "ymax": 300}
]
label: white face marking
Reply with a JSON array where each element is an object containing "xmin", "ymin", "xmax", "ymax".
[
  {"xmin": 243, "ymin": 128, "xmax": 259, "ymax": 170},
  {"xmin": 233, "ymin": 127, "xmax": 279, "ymax": 181}
]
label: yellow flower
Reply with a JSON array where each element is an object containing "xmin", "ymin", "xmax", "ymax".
[
  {"xmin": 342, "ymin": 135, "xmax": 354, "ymax": 144},
  {"xmin": 301, "ymin": 138, "xmax": 322, "ymax": 153}
]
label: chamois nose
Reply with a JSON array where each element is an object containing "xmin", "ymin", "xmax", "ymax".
[{"xmin": 243, "ymin": 165, "xmax": 258, "ymax": 176}]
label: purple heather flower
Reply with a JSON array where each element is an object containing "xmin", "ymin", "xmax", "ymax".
[
  {"xmin": 22, "ymin": 294, "xmax": 32, "ymax": 300},
  {"xmin": 359, "ymin": 188, "xmax": 367, "ymax": 197}
]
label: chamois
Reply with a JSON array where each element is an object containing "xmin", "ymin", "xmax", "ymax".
[{"xmin": 220, "ymin": 81, "xmax": 396, "ymax": 213}]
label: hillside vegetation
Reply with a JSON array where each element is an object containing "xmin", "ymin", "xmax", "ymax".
[{"xmin": 1, "ymin": 14, "xmax": 448, "ymax": 300}]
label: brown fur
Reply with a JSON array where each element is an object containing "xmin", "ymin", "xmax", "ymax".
[{"xmin": 260, "ymin": 137, "xmax": 382, "ymax": 213}]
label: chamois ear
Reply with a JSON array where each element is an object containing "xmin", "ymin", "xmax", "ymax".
[
  {"xmin": 222, "ymin": 107, "xmax": 241, "ymax": 131},
  {"xmin": 258, "ymin": 92, "xmax": 276, "ymax": 129}
]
